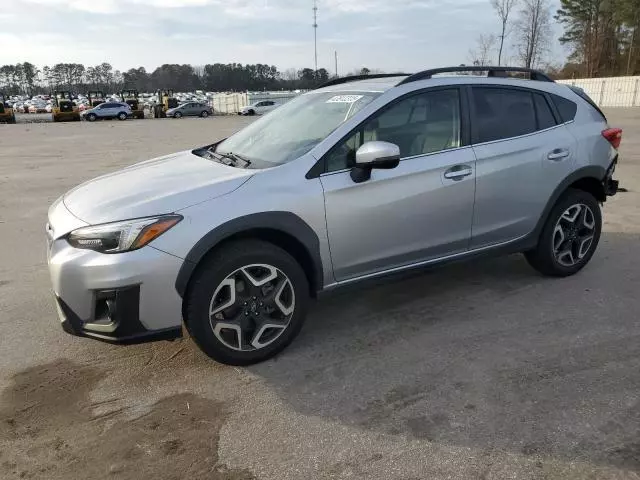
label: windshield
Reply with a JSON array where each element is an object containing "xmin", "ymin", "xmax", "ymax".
[{"xmin": 216, "ymin": 91, "xmax": 381, "ymax": 166}]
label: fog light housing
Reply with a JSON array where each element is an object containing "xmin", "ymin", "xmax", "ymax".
[{"xmin": 84, "ymin": 287, "xmax": 139, "ymax": 333}]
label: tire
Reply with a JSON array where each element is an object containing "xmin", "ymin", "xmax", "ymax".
[
  {"xmin": 200, "ymin": 110, "xmax": 209, "ymax": 118},
  {"xmin": 174, "ymin": 111, "xmax": 183, "ymax": 119},
  {"xmin": 86, "ymin": 113, "xmax": 97, "ymax": 122},
  {"xmin": 525, "ymin": 188, "xmax": 602, "ymax": 277},
  {"xmin": 185, "ymin": 240, "xmax": 310, "ymax": 365},
  {"xmin": 117, "ymin": 112, "xmax": 127, "ymax": 121},
  {"xmin": 248, "ymin": 109, "xmax": 255, "ymax": 116}
]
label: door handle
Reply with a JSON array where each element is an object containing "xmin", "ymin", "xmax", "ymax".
[
  {"xmin": 444, "ymin": 165, "xmax": 473, "ymax": 180},
  {"xmin": 547, "ymin": 149, "xmax": 570, "ymax": 161}
]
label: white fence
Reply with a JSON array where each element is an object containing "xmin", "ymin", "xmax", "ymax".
[
  {"xmin": 209, "ymin": 93, "xmax": 249, "ymax": 114},
  {"xmin": 557, "ymin": 76, "xmax": 640, "ymax": 107}
]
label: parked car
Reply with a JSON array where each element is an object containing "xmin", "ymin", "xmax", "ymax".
[
  {"xmin": 82, "ymin": 102, "xmax": 132, "ymax": 121},
  {"xmin": 240, "ymin": 100, "xmax": 278, "ymax": 115},
  {"xmin": 28, "ymin": 103, "xmax": 48, "ymax": 114},
  {"xmin": 47, "ymin": 66, "xmax": 620, "ymax": 366},
  {"xmin": 167, "ymin": 102, "xmax": 213, "ymax": 118}
]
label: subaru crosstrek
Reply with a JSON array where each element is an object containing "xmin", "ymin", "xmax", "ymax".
[{"xmin": 47, "ymin": 67, "xmax": 621, "ymax": 365}]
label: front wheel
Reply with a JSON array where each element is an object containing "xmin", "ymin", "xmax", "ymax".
[
  {"xmin": 174, "ymin": 111, "xmax": 183, "ymax": 119},
  {"xmin": 200, "ymin": 110, "xmax": 209, "ymax": 118},
  {"xmin": 86, "ymin": 113, "xmax": 97, "ymax": 122},
  {"xmin": 185, "ymin": 240, "xmax": 309, "ymax": 365},
  {"xmin": 525, "ymin": 188, "xmax": 602, "ymax": 277},
  {"xmin": 117, "ymin": 112, "xmax": 127, "ymax": 121}
]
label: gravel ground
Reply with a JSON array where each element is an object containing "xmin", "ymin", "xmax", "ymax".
[{"xmin": 0, "ymin": 111, "xmax": 639, "ymax": 479}]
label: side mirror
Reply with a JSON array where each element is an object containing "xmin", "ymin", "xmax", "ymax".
[{"xmin": 351, "ymin": 141, "xmax": 401, "ymax": 183}]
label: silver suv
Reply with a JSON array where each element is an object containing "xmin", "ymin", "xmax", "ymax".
[
  {"xmin": 47, "ymin": 67, "xmax": 621, "ymax": 365},
  {"xmin": 82, "ymin": 101, "xmax": 132, "ymax": 121}
]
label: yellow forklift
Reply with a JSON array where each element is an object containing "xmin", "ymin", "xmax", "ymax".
[
  {"xmin": 0, "ymin": 92, "xmax": 16, "ymax": 124},
  {"xmin": 153, "ymin": 89, "xmax": 178, "ymax": 118},
  {"xmin": 120, "ymin": 89, "xmax": 145, "ymax": 119},
  {"xmin": 88, "ymin": 91, "xmax": 105, "ymax": 107},
  {"xmin": 52, "ymin": 91, "xmax": 81, "ymax": 122}
]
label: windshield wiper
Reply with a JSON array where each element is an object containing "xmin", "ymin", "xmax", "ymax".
[
  {"xmin": 222, "ymin": 151, "xmax": 252, "ymax": 167},
  {"xmin": 205, "ymin": 146, "xmax": 252, "ymax": 167}
]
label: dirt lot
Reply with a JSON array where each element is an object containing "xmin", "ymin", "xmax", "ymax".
[{"xmin": 1, "ymin": 112, "xmax": 640, "ymax": 479}]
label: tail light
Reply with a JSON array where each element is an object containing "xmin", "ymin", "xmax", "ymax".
[{"xmin": 602, "ymin": 128, "xmax": 622, "ymax": 149}]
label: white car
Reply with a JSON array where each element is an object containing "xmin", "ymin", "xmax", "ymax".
[{"xmin": 240, "ymin": 100, "xmax": 279, "ymax": 116}]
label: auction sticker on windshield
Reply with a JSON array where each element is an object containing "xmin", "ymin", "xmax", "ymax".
[{"xmin": 326, "ymin": 95, "xmax": 364, "ymax": 103}]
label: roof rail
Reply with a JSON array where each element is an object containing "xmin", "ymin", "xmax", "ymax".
[
  {"xmin": 396, "ymin": 66, "xmax": 554, "ymax": 86},
  {"xmin": 315, "ymin": 73, "xmax": 410, "ymax": 90}
]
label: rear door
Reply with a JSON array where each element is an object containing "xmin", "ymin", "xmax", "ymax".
[
  {"xmin": 186, "ymin": 103, "xmax": 198, "ymax": 115},
  {"xmin": 469, "ymin": 86, "xmax": 577, "ymax": 248}
]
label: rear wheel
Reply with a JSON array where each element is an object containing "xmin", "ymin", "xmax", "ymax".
[
  {"xmin": 117, "ymin": 112, "xmax": 127, "ymax": 121},
  {"xmin": 525, "ymin": 189, "xmax": 602, "ymax": 277},
  {"xmin": 185, "ymin": 240, "xmax": 309, "ymax": 365}
]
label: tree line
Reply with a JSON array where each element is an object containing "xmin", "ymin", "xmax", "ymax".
[
  {"xmin": 556, "ymin": 0, "xmax": 640, "ymax": 78},
  {"xmin": 470, "ymin": 0, "xmax": 640, "ymax": 79},
  {"xmin": 0, "ymin": 62, "xmax": 334, "ymax": 96}
]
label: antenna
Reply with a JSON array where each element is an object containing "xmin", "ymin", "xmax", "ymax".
[{"xmin": 313, "ymin": 0, "xmax": 318, "ymax": 73}]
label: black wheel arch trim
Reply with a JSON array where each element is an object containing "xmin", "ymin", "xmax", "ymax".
[
  {"xmin": 532, "ymin": 165, "xmax": 606, "ymax": 238},
  {"xmin": 175, "ymin": 211, "xmax": 324, "ymax": 298}
]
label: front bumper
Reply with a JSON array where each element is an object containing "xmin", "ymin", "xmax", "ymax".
[
  {"xmin": 47, "ymin": 205, "xmax": 184, "ymax": 344},
  {"xmin": 55, "ymin": 288, "xmax": 181, "ymax": 344}
]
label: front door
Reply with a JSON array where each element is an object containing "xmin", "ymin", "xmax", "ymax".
[{"xmin": 320, "ymin": 88, "xmax": 477, "ymax": 281}]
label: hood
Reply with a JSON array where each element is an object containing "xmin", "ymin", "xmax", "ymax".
[{"xmin": 63, "ymin": 150, "xmax": 253, "ymax": 224}]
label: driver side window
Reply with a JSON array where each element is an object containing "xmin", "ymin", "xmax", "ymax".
[{"xmin": 324, "ymin": 89, "xmax": 461, "ymax": 173}]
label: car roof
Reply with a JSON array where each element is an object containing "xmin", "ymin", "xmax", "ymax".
[
  {"xmin": 316, "ymin": 74, "xmax": 575, "ymax": 99},
  {"xmin": 316, "ymin": 76, "xmax": 408, "ymax": 93}
]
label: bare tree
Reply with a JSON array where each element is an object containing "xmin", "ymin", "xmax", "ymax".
[
  {"xmin": 282, "ymin": 68, "xmax": 298, "ymax": 82},
  {"xmin": 469, "ymin": 34, "xmax": 498, "ymax": 66},
  {"xmin": 491, "ymin": 0, "xmax": 519, "ymax": 65},
  {"xmin": 514, "ymin": 0, "xmax": 552, "ymax": 68}
]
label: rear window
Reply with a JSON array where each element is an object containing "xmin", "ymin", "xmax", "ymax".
[
  {"xmin": 472, "ymin": 87, "xmax": 537, "ymax": 143},
  {"xmin": 550, "ymin": 94, "xmax": 578, "ymax": 123}
]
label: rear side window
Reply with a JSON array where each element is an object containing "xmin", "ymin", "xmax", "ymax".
[
  {"xmin": 472, "ymin": 88, "xmax": 537, "ymax": 143},
  {"xmin": 550, "ymin": 94, "xmax": 578, "ymax": 123},
  {"xmin": 533, "ymin": 94, "xmax": 556, "ymax": 130}
]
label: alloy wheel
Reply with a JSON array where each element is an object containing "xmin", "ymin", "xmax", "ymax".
[
  {"xmin": 552, "ymin": 203, "xmax": 596, "ymax": 267},
  {"xmin": 209, "ymin": 264, "xmax": 295, "ymax": 351}
]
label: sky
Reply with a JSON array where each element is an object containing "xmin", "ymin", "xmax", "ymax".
[{"xmin": 0, "ymin": 0, "xmax": 566, "ymax": 74}]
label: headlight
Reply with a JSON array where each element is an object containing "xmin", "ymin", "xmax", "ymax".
[{"xmin": 67, "ymin": 215, "xmax": 182, "ymax": 253}]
